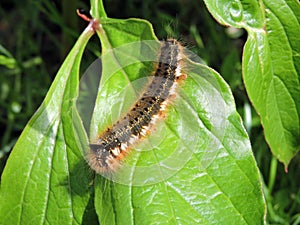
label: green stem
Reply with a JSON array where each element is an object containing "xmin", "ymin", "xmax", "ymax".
[
  {"xmin": 268, "ymin": 155, "xmax": 277, "ymax": 194},
  {"xmin": 91, "ymin": 0, "xmax": 107, "ymax": 19}
]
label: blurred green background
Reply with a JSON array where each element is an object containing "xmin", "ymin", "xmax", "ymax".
[{"xmin": 0, "ymin": 0, "xmax": 299, "ymax": 224}]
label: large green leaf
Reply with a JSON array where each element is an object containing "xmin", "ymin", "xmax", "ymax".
[
  {"xmin": 89, "ymin": 1, "xmax": 265, "ymax": 224},
  {"xmin": 203, "ymin": 0, "xmax": 300, "ymax": 167},
  {"xmin": 0, "ymin": 21, "xmax": 95, "ymax": 224}
]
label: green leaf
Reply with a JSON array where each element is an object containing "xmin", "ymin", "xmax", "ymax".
[
  {"xmin": 0, "ymin": 22, "xmax": 94, "ymax": 224},
  {"xmin": 203, "ymin": 0, "xmax": 300, "ymax": 167},
  {"xmin": 0, "ymin": 45, "xmax": 17, "ymax": 69},
  {"xmin": 203, "ymin": 0, "xmax": 264, "ymax": 28},
  {"xmin": 89, "ymin": 2, "xmax": 265, "ymax": 224}
]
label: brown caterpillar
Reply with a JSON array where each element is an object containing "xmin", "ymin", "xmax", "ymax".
[{"xmin": 88, "ymin": 39, "xmax": 186, "ymax": 174}]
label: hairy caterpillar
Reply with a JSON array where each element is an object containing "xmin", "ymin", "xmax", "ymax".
[{"xmin": 88, "ymin": 39, "xmax": 186, "ymax": 174}]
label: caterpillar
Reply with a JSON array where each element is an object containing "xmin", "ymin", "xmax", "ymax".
[{"xmin": 87, "ymin": 39, "xmax": 186, "ymax": 174}]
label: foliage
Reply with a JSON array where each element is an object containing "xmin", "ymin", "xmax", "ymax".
[{"xmin": 0, "ymin": 0, "xmax": 299, "ymax": 224}]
